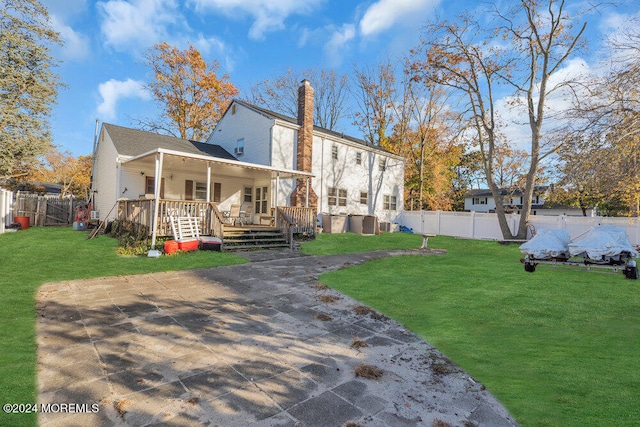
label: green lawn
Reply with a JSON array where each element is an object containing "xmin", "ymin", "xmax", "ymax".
[
  {"xmin": 304, "ymin": 234, "xmax": 640, "ymax": 427},
  {"xmin": 0, "ymin": 227, "xmax": 246, "ymax": 427}
]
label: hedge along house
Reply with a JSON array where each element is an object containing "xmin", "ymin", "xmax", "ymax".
[
  {"xmin": 90, "ymin": 123, "xmax": 315, "ymax": 249},
  {"xmin": 207, "ymin": 80, "xmax": 406, "ymax": 225}
]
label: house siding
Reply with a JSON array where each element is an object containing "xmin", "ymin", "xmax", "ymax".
[
  {"xmin": 203, "ymin": 100, "xmax": 406, "ymax": 222},
  {"xmin": 311, "ymin": 133, "xmax": 404, "ymax": 222},
  {"xmin": 92, "ymin": 129, "xmax": 120, "ymax": 221},
  {"xmin": 207, "ymin": 103, "xmax": 273, "ymax": 166}
]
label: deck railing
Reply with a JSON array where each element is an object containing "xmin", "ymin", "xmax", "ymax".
[
  {"xmin": 276, "ymin": 206, "xmax": 316, "ymax": 249},
  {"xmin": 117, "ymin": 199, "xmax": 314, "ymax": 246},
  {"xmin": 118, "ymin": 199, "xmax": 225, "ymax": 238}
]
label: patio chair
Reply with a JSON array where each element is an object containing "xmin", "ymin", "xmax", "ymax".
[
  {"xmin": 239, "ymin": 205, "xmax": 253, "ymax": 226},
  {"xmin": 229, "ymin": 204, "xmax": 241, "ymax": 226}
]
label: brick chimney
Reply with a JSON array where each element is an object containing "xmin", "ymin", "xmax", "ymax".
[{"xmin": 290, "ymin": 79, "xmax": 318, "ymax": 210}]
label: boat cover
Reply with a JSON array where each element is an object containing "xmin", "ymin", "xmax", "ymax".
[
  {"xmin": 568, "ymin": 225, "xmax": 638, "ymax": 261},
  {"xmin": 519, "ymin": 228, "xmax": 571, "ymax": 260}
]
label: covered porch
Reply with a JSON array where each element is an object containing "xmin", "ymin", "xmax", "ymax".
[{"xmin": 117, "ymin": 148, "xmax": 316, "ymax": 249}]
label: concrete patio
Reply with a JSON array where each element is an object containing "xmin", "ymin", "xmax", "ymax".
[{"xmin": 36, "ymin": 249, "xmax": 518, "ymax": 426}]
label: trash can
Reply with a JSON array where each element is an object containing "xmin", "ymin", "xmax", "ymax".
[
  {"xmin": 14, "ymin": 216, "xmax": 30, "ymax": 230},
  {"xmin": 349, "ymin": 215, "xmax": 364, "ymax": 234}
]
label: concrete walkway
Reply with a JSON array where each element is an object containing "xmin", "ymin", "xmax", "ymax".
[{"xmin": 37, "ymin": 249, "xmax": 518, "ymax": 426}]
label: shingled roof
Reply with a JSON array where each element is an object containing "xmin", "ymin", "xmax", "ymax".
[
  {"xmin": 231, "ymin": 100, "xmax": 399, "ymax": 157},
  {"xmin": 103, "ymin": 123, "xmax": 236, "ymax": 160}
]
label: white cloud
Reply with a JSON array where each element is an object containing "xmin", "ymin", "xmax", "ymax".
[
  {"xmin": 188, "ymin": 0, "xmax": 324, "ymax": 39},
  {"xmin": 359, "ymin": 0, "xmax": 439, "ymax": 37},
  {"xmin": 50, "ymin": 15, "xmax": 90, "ymax": 61},
  {"xmin": 97, "ymin": 79, "xmax": 150, "ymax": 121},
  {"xmin": 97, "ymin": 0, "xmax": 185, "ymax": 51},
  {"xmin": 323, "ymin": 24, "xmax": 356, "ymax": 67}
]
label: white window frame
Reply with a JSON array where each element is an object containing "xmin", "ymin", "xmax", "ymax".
[
  {"xmin": 328, "ymin": 187, "xmax": 347, "ymax": 207},
  {"xmin": 383, "ymin": 194, "xmax": 397, "ymax": 211},
  {"xmin": 360, "ymin": 191, "xmax": 368, "ymax": 205},
  {"xmin": 235, "ymin": 138, "xmax": 244, "ymax": 156}
]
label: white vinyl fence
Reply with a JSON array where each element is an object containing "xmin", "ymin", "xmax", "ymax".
[
  {"xmin": 400, "ymin": 210, "xmax": 640, "ymax": 246},
  {"xmin": 0, "ymin": 188, "xmax": 14, "ymax": 234}
]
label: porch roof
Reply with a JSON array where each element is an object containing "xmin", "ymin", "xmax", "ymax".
[{"xmin": 121, "ymin": 147, "xmax": 314, "ymax": 180}]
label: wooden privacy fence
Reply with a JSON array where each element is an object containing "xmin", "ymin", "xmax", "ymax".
[
  {"xmin": 13, "ymin": 193, "xmax": 83, "ymax": 227},
  {"xmin": 400, "ymin": 210, "xmax": 640, "ymax": 246}
]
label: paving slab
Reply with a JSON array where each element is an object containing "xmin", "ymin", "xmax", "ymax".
[{"xmin": 36, "ymin": 248, "xmax": 518, "ymax": 426}]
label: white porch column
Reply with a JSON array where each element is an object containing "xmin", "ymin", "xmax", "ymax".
[
  {"xmin": 151, "ymin": 152, "xmax": 164, "ymax": 249},
  {"xmin": 305, "ymin": 177, "xmax": 310, "ymax": 208},
  {"xmin": 206, "ymin": 161, "xmax": 211, "ymax": 203}
]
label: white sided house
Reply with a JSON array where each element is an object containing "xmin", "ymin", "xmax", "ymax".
[
  {"xmin": 90, "ymin": 80, "xmax": 405, "ymax": 247},
  {"xmin": 464, "ymin": 188, "xmax": 595, "ymax": 216},
  {"xmin": 207, "ymin": 80, "xmax": 405, "ymax": 224}
]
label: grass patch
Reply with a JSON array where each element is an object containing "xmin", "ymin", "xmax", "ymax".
[
  {"xmin": 0, "ymin": 227, "xmax": 246, "ymax": 427},
  {"xmin": 301, "ymin": 231, "xmax": 423, "ymax": 255},
  {"xmin": 314, "ymin": 235, "xmax": 640, "ymax": 426}
]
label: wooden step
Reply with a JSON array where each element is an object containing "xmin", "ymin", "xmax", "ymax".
[{"xmin": 221, "ymin": 227, "xmax": 288, "ymax": 250}]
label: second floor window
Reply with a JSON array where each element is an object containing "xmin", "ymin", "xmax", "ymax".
[{"xmin": 235, "ymin": 138, "xmax": 244, "ymax": 156}]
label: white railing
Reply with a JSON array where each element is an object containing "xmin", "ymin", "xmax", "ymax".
[
  {"xmin": 400, "ymin": 210, "xmax": 640, "ymax": 246},
  {"xmin": 0, "ymin": 188, "xmax": 14, "ymax": 234}
]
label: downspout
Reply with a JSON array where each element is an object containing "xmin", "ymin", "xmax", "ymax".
[
  {"xmin": 90, "ymin": 120, "xmax": 99, "ymax": 206},
  {"xmin": 150, "ymin": 151, "xmax": 164, "ymax": 252},
  {"xmin": 320, "ymin": 137, "xmax": 325, "ymax": 216}
]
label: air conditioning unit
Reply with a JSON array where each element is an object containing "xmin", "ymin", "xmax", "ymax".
[
  {"xmin": 234, "ymin": 147, "xmax": 244, "ymax": 155},
  {"xmin": 90, "ymin": 210, "xmax": 100, "ymax": 220}
]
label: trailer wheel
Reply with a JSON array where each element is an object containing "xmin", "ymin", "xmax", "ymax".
[
  {"xmin": 524, "ymin": 262, "xmax": 536, "ymax": 273},
  {"xmin": 624, "ymin": 266, "xmax": 638, "ymax": 280}
]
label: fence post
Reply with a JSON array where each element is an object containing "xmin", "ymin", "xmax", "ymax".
[
  {"xmin": 0, "ymin": 189, "xmax": 5, "ymax": 233},
  {"xmin": 470, "ymin": 211, "xmax": 475, "ymax": 239},
  {"xmin": 436, "ymin": 210, "xmax": 441, "ymax": 235}
]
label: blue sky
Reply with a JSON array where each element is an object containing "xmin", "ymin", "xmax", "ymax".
[{"xmin": 40, "ymin": 0, "xmax": 639, "ymax": 157}]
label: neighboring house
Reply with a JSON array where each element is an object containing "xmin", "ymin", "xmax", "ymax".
[
  {"xmin": 207, "ymin": 80, "xmax": 405, "ymax": 223},
  {"xmin": 16, "ymin": 182, "xmax": 62, "ymax": 195},
  {"xmin": 91, "ymin": 80, "xmax": 405, "ymax": 238},
  {"xmin": 464, "ymin": 187, "xmax": 595, "ymax": 216}
]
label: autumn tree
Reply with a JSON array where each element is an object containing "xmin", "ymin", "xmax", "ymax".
[
  {"xmin": 139, "ymin": 42, "xmax": 238, "ymax": 141},
  {"xmin": 557, "ymin": 15, "xmax": 640, "ymax": 216},
  {"xmin": 0, "ymin": 0, "xmax": 63, "ymax": 181},
  {"xmin": 248, "ymin": 67, "xmax": 349, "ymax": 130},
  {"xmin": 415, "ymin": 0, "xmax": 587, "ymax": 239},
  {"xmin": 392, "ymin": 64, "xmax": 462, "ymax": 211},
  {"xmin": 27, "ymin": 146, "xmax": 91, "ymax": 198},
  {"xmin": 351, "ymin": 62, "xmax": 397, "ymax": 149}
]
